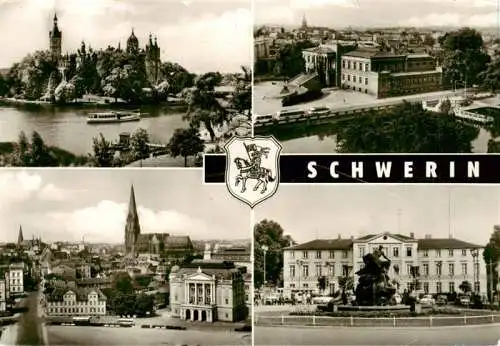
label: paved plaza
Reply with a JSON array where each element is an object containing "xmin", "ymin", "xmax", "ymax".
[
  {"xmin": 47, "ymin": 325, "xmax": 251, "ymax": 345},
  {"xmin": 255, "ymin": 325, "xmax": 500, "ymax": 345}
]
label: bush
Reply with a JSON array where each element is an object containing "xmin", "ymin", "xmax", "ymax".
[{"xmin": 282, "ymin": 90, "xmax": 323, "ymax": 107}]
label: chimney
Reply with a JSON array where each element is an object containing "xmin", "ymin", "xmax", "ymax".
[
  {"xmin": 410, "ymin": 232, "xmax": 414, "ymax": 239},
  {"xmin": 425, "ymin": 234, "xmax": 432, "ymax": 239},
  {"xmin": 338, "ymin": 234, "xmax": 341, "ymax": 240}
]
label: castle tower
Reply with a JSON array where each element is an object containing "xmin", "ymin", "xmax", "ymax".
[
  {"xmin": 146, "ymin": 35, "xmax": 161, "ymax": 85},
  {"xmin": 49, "ymin": 13, "xmax": 62, "ymax": 61},
  {"xmin": 126, "ymin": 29, "xmax": 139, "ymax": 55},
  {"xmin": 124, "ymin": 184, "xmax": 141, "ymax": 257},
  {"xmin": 17, "ymin": 225, "xmax": 24, "ymax": 246}
]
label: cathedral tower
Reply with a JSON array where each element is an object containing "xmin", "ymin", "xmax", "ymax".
[
  {"xmin": 124, "ymin": 184, "xmax": 141, "ymax": 257},
  {"xmin": 49, "ymin": 13, "xmax": 62, "ymax": 61},
  {"xmin": 17, "ymin": 225, "xmax": 24, "ymax": 246}
]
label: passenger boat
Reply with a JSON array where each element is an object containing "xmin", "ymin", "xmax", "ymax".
[{"xmin": 87, "ymin": 111, "xmax": 141, "ymax": 124}]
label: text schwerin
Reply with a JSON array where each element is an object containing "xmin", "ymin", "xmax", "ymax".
[{"xmin": 306, "ymin": 161, "xmax": 480, "ymax": 179}]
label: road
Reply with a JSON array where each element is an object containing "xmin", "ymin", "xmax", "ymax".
[
  {"xmin": 255, "ymin": 325, "xmax": 500, "ymax": 345},
  {"xmin": 17, "ymin": 292, "xmax": 44, "ymax": 345},
  {"xmin": 47, "ymin": 325, "xmax": 251, "ymax": 345}
]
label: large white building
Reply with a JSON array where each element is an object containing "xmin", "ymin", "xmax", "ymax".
[
  {"xmin": 7, "ymin": 263, "xmax": 24, "ymax": 297},
  {"xmin": 169, "ymin": 260, "xmax": 247, "ymax": 323},
  {"xmin": 0, "ymin": 279, "xmax": 6, "ymax": 312},
  {"xmin": 44, "ymin": 287, "xmax": 107, "ymax": 316},
  {"xmin": 283, "ymin": 232, "xmax": 486, "ymax": 298}
]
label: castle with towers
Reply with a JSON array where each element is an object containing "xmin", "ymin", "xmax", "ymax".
[{"xmin": 48, "ymin": 13, "xmax": 162, "ymax": 88}]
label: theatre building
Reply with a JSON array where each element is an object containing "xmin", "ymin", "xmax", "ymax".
[
  {"xmin": 282, "ymin": 232, "xmax": 486, "ymax": 298},
  {"xmin": 341, "ymin": 51, "xmax": 442, "ymax": 98},
  {"xmin": 169, "ymin": 259, "xmax": 247, "ymax": 323}
]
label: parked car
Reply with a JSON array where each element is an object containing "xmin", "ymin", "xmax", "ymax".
[
  {"xmin": 460, "ymin": 296, "xmax": 471, "ymax": 306},
  {"xmin": 419, "ymin": 294, "xmax": 435, "ymax": 306},
  {"xmin": 312, "ymin": 296, "xmax": 333, "ymax": 305},
  {"xmin": 436, "ymin": 295, "xmax": 448, "ymax": 305}
]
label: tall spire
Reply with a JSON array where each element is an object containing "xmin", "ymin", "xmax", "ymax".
[
  {"xmin": 18, "ymin": 225, "xmax": 24, "ymax": 245},
  {"xmin": 124, "ymin": 184, "xmax": 141, "ymax": 257}
]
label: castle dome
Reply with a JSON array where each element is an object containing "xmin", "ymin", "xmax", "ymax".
[{"xmin": 127, "ymin": 29, "xmax": 138, "ymax": 46}]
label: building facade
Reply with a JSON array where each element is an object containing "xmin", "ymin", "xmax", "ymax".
[
  {"xmin": 0, "ymin": 279, "xmax": 6, "ymax": 312},
  {"xmin": 341, "ymin": 50, "xmax": 442, "ymax": 98},
  {"xmin": 302, "ymin": 41, "xmax": 357, "ymax": 87},
  {"xmin": 169, "ymin": 260, "xmax": 247, "ymax": 323},
  {"xmin": 45, "ymin": 288, "xmax": 107, "ymax": 316},
  {"xmin": 282, "ymin": 233, "xmax": 486, "ymax": 298},
  {"xmin": 7, "ymin": 263, "xmax": 24, "ymax": 297}
]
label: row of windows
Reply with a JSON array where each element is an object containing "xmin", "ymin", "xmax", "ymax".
[
  {"xmin": 289, "ymin": 261, "xmax": 480, "ymax": 278},
  {"xmin": 342, "ymin": 74, "xmax": 369, "ymax": 85},
  {"xmin": 416, "ymin": 281, "xmax": 480, "ymax": 293},
  {"xmin": 47, "ymin": 307, "xmax": 104, "ymax": 314},
  {"xmin": 291, "ymin": 248, "xmax": 472, "ymax": 259},
  {"xmin": 343, "ymin": 59, "xmax": 370, "ymax": 72},
  {"xmin": 289, "ymin": 264, "xmax": 351, "ymax": 278},
  {"xmin": 50, "ymin": 300, "xmax": 104, "ymax": 306},
  {"xmin": 291, "ymin": 250, "xmax": 349, "ymax": 260},
  {"xmin": 391, "ymin": 76, "xmax": 440, "ymax": 86}
]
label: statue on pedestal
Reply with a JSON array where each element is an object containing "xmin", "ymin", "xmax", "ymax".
[{"xmin": 354, "ymin": 245, "xmax": 397, "ymax": 306}]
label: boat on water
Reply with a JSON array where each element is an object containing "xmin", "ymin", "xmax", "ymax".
[{"xmin": 86, "ymin": 111, "xmax": 141, "ymax": 124}]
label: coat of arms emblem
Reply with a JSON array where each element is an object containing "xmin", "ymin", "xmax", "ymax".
[{"xmin": 224, "ymin": 136, "xmax": 282, "ymax": 208}]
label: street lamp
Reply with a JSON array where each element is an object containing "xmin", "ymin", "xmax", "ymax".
[
  {"xmin": 471, "ymin": 249, "xmax": 479, "ymax": 294},
  {"xmin": 262, "ymin": 245, "xmax": 268, "ymax": 286}
]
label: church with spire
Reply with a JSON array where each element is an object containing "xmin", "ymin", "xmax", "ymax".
[{"xmin": 124, "ymin": 185, "xmax": 194, "ymax": 260}]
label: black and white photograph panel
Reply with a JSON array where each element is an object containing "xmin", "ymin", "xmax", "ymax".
[
  {"xmin": 0, "ymin": 0, "xmax": 251, "ymax": 168},
  {"xmin": 254, "ymin": 185, "xmax": 500, "ymax": 345},
  {"xmin": 254, "ymin": 0, "xmax": 500, "ymax": 154},
  {"xmin": 0, "ymin": 169, "xmax": 251, "ymax": 345}
]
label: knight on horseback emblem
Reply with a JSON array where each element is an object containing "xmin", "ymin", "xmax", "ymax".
[{"xmin": 224, "ymin": 136, "xmax": 282, "ymax": 208}]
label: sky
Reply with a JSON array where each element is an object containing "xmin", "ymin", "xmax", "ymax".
[
  {"xmin": 0, "ymin": 169, "xmax": 250, "ymax": 244},
  {"xmin": 255, "ymin": 0, "xmax": 500, "ymax": 29},
  {"xmin": 0, "ymin": 0, "xmax": 251, "ymax": 73},
  {"xmin": 255, "ymin": 185, "xmax": 500, "ymax": 246}
]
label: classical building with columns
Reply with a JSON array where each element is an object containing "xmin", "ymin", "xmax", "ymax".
[
  {"xmin": 283, "ymin": 232, "xmax": 486, "ymax": 298},
  {"xmin": 169, "ymin": 259, "xmax": 247, "ymax": 323}
]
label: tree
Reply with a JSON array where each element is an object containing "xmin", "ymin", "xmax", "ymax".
[
  {"xmin": 231, "ymin": 66, "xmax": 252, "ymax": 116},
  {"xmin": 318, "ymin": 276, "xmax": 327, "ymax": 294},
  {"xmin": 438, "ymin": 98, "xmax": 452, "ymax": 115},
  {"xmin": 167, "ymin": 127, "xmax": 205, "ymax": 167},
  {"xmin": 130, "ymin": 128, "xmax": 150, "ymax": 160},
  {"xmin": 484, "ymin": 228, "xmax": 500, "ymax": 302},
  {"xmin": 441, "ymin": 27, "xmax": 490, "ymax": 87},
  {"xmin": 134, "ymin": 294, "xmax": 154, "ymax": 317},
  {"xmin": 336, "ymin": 101, "xmax": 479, "ymax": 153},
  {"xmin": 92, "ymin": 133, "xmax": 115, "ymax": 167},
  {"xmin": 274, "ymin": 40, "xmax": 316, "ymax": 78},
  {"xmin": 459, "ymin": 280, "xmax": 472, "ymax": 294},
  {"xmin": 0, "ymin": 74, "xmax": 7, "ymax": 96},
  {"xmin": 113, "ymin": 272, "xmax": 134, "ymax": 294},
  {"xmin": 480, "ymin": 50, "xmax": 500, "ymax": 92},
  {"xmin": 182, "ymin": 72, "xmax": 227, "ymax": 142},
  {"xmin": 11, "ymin": 131, "xmax": 30, "ymax": 166},
  {"xmin": 254, "ymin": 219, "xmax": 295, "ymax": 289}
]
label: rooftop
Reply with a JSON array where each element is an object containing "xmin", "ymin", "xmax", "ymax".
[
  {"xmin": 344, "ymin": 50, "xmax": 405, "ymax": 59},
  {"xmin": 46, "ymin": 287, "xmax": 107, "ymax": 302},
  {"xmin": 286, "ymin": 233, "xmax": 483, "ymax": 251}
]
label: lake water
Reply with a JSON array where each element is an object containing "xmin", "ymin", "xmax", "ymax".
[{"xmin": 0, "ymin": 105, "xmax": 188, "ymax": 155}]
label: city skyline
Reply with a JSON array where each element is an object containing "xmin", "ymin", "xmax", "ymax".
[
  {"xmin": 255, "ymin": 0, "xmax": 499, "ymax": 29},
  {"xmin": 0, "ymin": 0, "xmax": 251, "ymax": 73},
  {"xmin": 255, "ymin": 185, "xmax": 500, "ymax": 245},
  {"xmin": 0, "ymin": 169, "xmax": 250, "ymax": 243}
]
